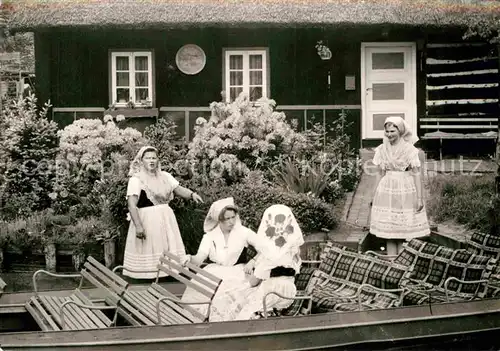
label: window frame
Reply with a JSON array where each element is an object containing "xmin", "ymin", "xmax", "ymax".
[
  {"xmin": 109, "ymin": 49, "xmax": 155, "ymax": 108},
  {"xmin": 222, "ymin": 47, "xmax": 270, "ymax": 103}
]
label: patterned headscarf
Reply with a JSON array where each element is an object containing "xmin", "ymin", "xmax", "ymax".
[
  {"xmin": 384, "ymin": 116, "xmax": 419, "ymax": 145},
  {"xmin": 253, "ymin": 204, "xmax": 304, "ymax": 280}
]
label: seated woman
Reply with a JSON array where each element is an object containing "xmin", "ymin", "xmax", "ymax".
[
  {"xmin": 180, "ymin": 197, "xmax": 260, "ymax": 313},
  {"xmin": 209, "ymin": 204, "xmax": 304, "ymax": 322}
]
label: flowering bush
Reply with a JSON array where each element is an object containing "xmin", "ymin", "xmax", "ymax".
[
  {"xmin": 187, "ymin": 93, "xmax": 313, "ymax": 184},
  {"xmin": 0, "ymin": 94, "xmax": 59, "ymax": 219},
  {"xmin": 51, "ymin": 116, "xmax": 144, "ymax": 214}
]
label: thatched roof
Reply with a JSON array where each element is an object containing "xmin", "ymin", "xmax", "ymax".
[{"xmin": 5, "ymin": 0, "xmax": 500, "ymax": 31}]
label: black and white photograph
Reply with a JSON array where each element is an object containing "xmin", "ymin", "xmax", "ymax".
[{"xmin": 0, "ymin": 0, "xmax": 499, "ymax": 350}]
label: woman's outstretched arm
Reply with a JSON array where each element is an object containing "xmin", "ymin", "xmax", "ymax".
[{"xmin": 174, "ymin": 185, "xmax": 204, "ymax": 203}]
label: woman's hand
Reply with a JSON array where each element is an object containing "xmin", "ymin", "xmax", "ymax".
[
  {"xmin": 244, "ymin": 260, "xmax": 255, "ymax": 274},
  {"xmin": 414, "ymin": 198, "xmax": 424, "ymax": 213},
  {"xmin": 135, "ymin": 226, "xmax": 146, "ymax": 240},
  {"xmin": 191, "ymin": 192, "xmax": 204, "ymax": 204},
  {"xmin": 248, "ymin": 275, "xmax": 262, "ymax": 287},
  {"xmin": 180, "ymin": 254, "xmax": 191, "ymax": 266}
]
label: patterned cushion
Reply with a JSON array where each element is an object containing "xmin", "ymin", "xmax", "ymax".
[
  {"xmin": 310, "ymin": 270, "xmax": 402, "ymax": 311},
  {"xmin": 317, "ymin": 241, "xmax": 407, "ymax": 290},
  {"xmin": 280, "ymin": 290, "xmax": 309, "ymax": 316},
  {"xmin": 397, "ymin": 239, "xmax": 496, "ymax": 300},
  {"xmin": 467, "ymin": 232, "xmax": 500, "ymax": 260},
  {"xmin": 294, "ymin": 265, "xmax": 315, "ymax": 291},
  {"xmin": 309, "ymin": 270, "xmax": 363, "ymax": 309}
]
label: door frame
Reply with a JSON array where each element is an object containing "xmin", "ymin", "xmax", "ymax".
[{"xmin": 360, "ymin": 42, "xmax": 417, "ymax": 140}]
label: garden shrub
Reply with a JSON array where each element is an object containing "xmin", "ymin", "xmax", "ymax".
[
  {"xmin": 0, "ymin": 94, "xmax": 59, "ymax": 219},
  {"xmin": 0, "ymin": 209, "xmax": 102, "ymax": 255},
  {"xmin": 142, "ymin": 117, "xmax": 190, "ymax": 177},
  {"xmin": 172, "ymin": 173, "xmax": 337, "ymax": 254},
  {"xmin": 427, "ymin": 174, "xmax": 494, "ymax": 233},
  {"xmin": 268, "ymin": 110, "xmax": 361, "ymax": 204},
  {"xmin": 187, "ymin": 93, "xmax": 313, "ymax": 184},
  {"xmin": 52, "ymin": 116, "xmax": 144, "ymax": 215}
]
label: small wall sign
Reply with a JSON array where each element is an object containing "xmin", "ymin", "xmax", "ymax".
[
  {"xmin": 175, "ymin": 44, "xmax": 206, "ymax": 75},
  {"xmin": 345, "ymin": 75, "xmax": 356, "ymax": 91}
]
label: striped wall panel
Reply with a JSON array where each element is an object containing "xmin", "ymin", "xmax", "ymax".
[{"xmin": 424, "ymin": 42, "xmax": 499, "ymax": 134}]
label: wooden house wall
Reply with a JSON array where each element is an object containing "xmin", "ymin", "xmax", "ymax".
[
  {"xmin": 425, "ymin": 43, "xmax": 498, "ymax": 127},
  {"xmin": 35, "ymin": 25, "xmax": 488, "ymax": 151}
]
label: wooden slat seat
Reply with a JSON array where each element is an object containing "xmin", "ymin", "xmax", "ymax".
[
  {"xmin": 115, "ymin": 251, "xmax": 222, "ymax": 326},
  {"xmin": 25, "ymin": 256, "xmax": 128, "ymax": 331}
]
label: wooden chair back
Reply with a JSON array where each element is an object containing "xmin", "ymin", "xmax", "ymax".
[
  {"xmin": 81, "ymin": 256, "xmax": 129, "ymax": 305},
  {"xmin": 157, "ymin": 251, "xmax": 222, "ymax": 302}
]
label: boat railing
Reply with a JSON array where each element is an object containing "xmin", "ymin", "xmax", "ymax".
[
  {"xmin": 444, "ymin": 276, "xmax": 490, "ymax": 302},
  {"xmin": 262, "ymin": 291, "xmax": 313, "ymax": 318}
]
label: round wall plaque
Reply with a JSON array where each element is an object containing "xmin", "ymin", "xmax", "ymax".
[{"xmin": 175, "ymin": 44, "xmax": 206, "ymax": 75}]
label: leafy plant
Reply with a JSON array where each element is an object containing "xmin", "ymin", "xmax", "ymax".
[
  {"xmin": 0, "ymin": 94, "xmax": 59, "ymax": 219},
  {"xmin": 269, "ymin": 157, "xmax": 331, "ymax": 198}
]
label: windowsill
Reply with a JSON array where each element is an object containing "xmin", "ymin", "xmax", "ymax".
[{"xmin": 104, "ymin": 108, "xmax": 159, "ymax": 118}]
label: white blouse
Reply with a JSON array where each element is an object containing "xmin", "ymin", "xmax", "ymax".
[
  {"xmin": 126, "ymin": 171, "xmax": 179, "ymax": 199},
  {"xmin": 197, "ymin": 225, "xmax": 259, "ymax": 266}
]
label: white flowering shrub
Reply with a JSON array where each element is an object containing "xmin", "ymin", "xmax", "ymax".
[
  {"xmin": 187, "ymin": 93, "xmax": 312, "ymax": 184},
  {"xmin": 52, "ymin": 116, "xmax": 144, "ymax": 214},
  {"xmin": 0, "ymin": 94, "xmax": 59, "ymax": 218}
]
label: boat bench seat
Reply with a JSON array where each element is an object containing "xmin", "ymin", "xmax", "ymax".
[
  {"xmin": 305, "ymin": 242, "xmax": 407, "ymax": 312},
  {"xmin": 459, "ymin": 232, "xmax": 500, "ymax": 297},
  {"xmin": 25, "ymin": 256, "xmax": 128, "ymax": 331},
  {"xmin": 113, "ymin": 251, "xmax": 222, "ymax": 326},
  {"xmin": 394, "ymin": 238, "xmax": 497, "ymax": 305}
]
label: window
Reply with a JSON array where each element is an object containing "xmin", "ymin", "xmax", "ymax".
[
  {"xmin": 110, "ymin": 51, "xmax": 153, "ymax": 107},
  {"xmin": 223, "ymin": 48, "xmax": 269, "ymax": 102}
]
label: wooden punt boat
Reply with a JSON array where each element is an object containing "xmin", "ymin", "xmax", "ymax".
[
  {"xmin": 1, "ymin": 233, "xmax": 500, "ymax": 350},
  {"xmin": 1, "ymin": 292, "xmax": 500, "ymax": 350}
]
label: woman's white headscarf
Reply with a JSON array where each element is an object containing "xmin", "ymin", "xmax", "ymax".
[
  {"xmin": 203, "ymin": 197, "xmax": 242, "ymax": 233},
  {"xmin": 384, "ymin": 116, "xmax": 419, "ymax": 145},
  {"xmin": 128, "ymin": 145, "xmax": 174, "ymax": 206},
  {"xmin": 253, "ymin": 205, "xmax": 304, "ymax": 280}
]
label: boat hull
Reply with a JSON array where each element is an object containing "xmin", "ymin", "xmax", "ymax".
[{"xmin": 2, "ymin": 298, "xmax": 500, "ymax": 350}]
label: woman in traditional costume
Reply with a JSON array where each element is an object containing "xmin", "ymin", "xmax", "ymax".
[
  {"xmin": 370, "ymin": 116, "xmax": 430, "ymax": 255},
  {"xmin": 124, "ymin": 146, "xmax": 203, "ymax": 279},
  {"xmin": 209, "ymin": 204, "xmax": 304, "ymax": 322},
  {"xmin": 180, "ymin": 197, "xmax": 260, "ymax": 315}
]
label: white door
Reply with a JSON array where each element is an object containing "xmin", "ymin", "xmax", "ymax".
[{"xmin": 361, "ymin": 43, "xmax": 417, "ymax": 139}]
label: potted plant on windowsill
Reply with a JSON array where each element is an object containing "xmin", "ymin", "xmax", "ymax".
[{"xmin": 104, "ymin": 97, "xmax": 159, "ymax": 118}]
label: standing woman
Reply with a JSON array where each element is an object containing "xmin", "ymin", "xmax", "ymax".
[
  {"xmin": 124, "ymin": 146, "xmax": 203, "ymax": 279},
  {"xmin": 370, "ymin": 116, "xmax": 430, "ymax": 256}
]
